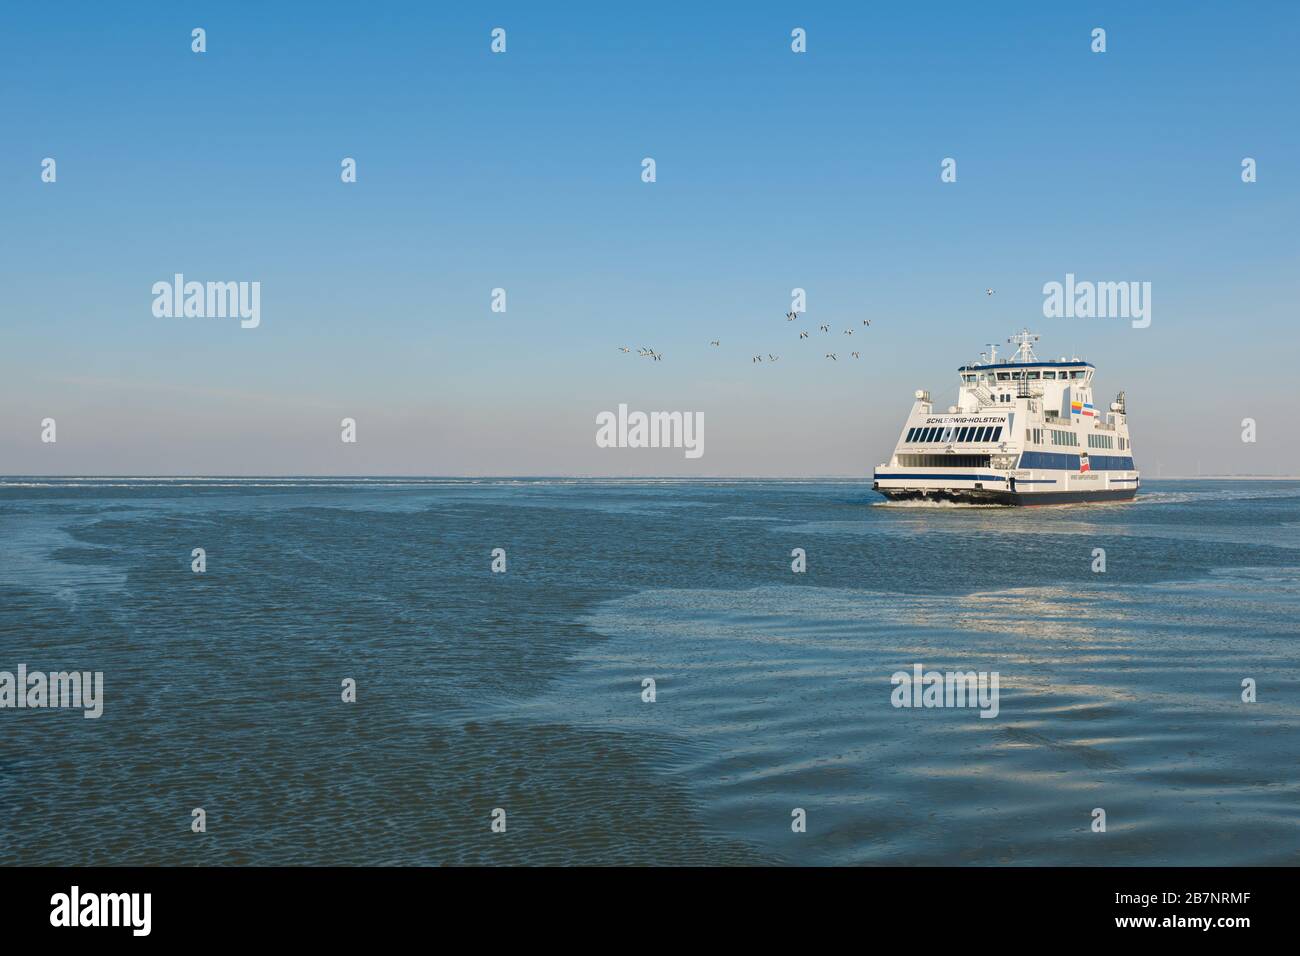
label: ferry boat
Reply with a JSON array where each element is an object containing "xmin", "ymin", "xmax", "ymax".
[{"xmin": 873, "ymin": 330, "xmax": 1139, "ymax": 505}]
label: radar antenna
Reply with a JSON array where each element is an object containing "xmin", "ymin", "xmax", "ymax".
[{"xmin": 1006, "ymin": 329, "xmax": 1040, "ymax": 363}]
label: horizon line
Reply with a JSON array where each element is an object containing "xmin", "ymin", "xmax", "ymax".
[{"xmin": 3, "ymin": 474, "xmax": 1300, "ymax": 482}]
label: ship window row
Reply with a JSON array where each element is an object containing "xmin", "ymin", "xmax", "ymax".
[
  {"xmin": 906, "ymin": 425, "xmax": 1003, "ymax": 444},
  {"xmin": 1119, "ymin": 437, "xmax": 1129, "ymax": 450},
  {"xmin": 1049, "ymin": 429, "xmax": 1079, "ymax": 447},
  {"xmin": 988, "ymin": 369, "xmax": 1087, "ymax": 382},
  {"xmin": 897, "ymin": 454, "xmax": 992, "ymax": 468},
  {"xmin": 1088, "ymin": 434, "xmax": 1115, "ymax": 449}
]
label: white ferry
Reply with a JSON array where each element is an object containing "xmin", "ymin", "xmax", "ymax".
[{"xmin": 873, "ymin": 330, "xmax": 1139, "ymax": 505}]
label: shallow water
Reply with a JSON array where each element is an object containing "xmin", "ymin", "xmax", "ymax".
[{"xmin": 0, "ymin": 478, "xmax": 1296, "ymax": 865}]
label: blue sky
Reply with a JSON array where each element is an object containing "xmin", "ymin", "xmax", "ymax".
[{"xmin": 2, "ymin": 1, "xmax": 1297, "ymax": 475}]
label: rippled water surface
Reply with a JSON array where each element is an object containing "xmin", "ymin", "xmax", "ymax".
[{"xmin": 1, "ymin": 478, "xmax": 1297, "ymax": 865}]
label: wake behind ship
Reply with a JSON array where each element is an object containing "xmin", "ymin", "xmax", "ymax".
[{"xmin": 874, "ymin": 330, "xmax": 1139, "ymax": 505}]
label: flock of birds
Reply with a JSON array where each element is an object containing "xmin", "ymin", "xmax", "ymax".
[
  {"xmin": 618, "ymin": 308, "xmax": 882, "ymax": 365},
  {"xmin": 616, "ymin": 290, "xmax": 1001, "ymax": 364},
  {"xmin": 619, "ymin": 346, "xmax": 662, "ymax": 361},
  {"xmin": 617, "ymin": 291, "xmax": 994, "ymax": 363}
]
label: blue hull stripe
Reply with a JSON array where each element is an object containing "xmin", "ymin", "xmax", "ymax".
[
  {"xmin": 1020, "ymin": 451, "xmax": 1136, "ymax": 470},
  {"xmin": 878, "ymin": 474, "xmax": 1138, "ymax": 485}
]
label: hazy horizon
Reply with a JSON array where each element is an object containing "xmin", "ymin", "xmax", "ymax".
[{"xmin": 4, "ymin": 474, "xmax": 1299, "ymax": 481}]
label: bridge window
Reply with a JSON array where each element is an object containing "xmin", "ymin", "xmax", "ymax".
[{"xmin": 1042, "ymin": 370, "xmax": 1056, "ymax": 379}]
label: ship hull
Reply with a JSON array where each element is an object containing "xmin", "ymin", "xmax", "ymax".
[{"xmin": 873, "ymin": 484, "xmax": 1137, "ymax": 506}]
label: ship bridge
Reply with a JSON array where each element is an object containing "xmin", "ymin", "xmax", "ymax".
[{"xmin": 954, "ymin": 330, "xmax": 1094, "ymax": 419}]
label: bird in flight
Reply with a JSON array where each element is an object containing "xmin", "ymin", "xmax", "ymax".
[
  {"xmin": 799, "ymin": 330, "xmax": 809, "ymax": 339},
  {"xmin": 851, "ymin": 351, "xmax": 860, "ymax": 359},
  {"xmin": 618, "ymin": 347, "xmax": 631, "ymax": 353},
  {"xmin": 825, "ymin": 353, "xmax": 837, "ymax": 361},
  {"xmin": 985, "ymin": 289, "xmax": 995, "ymax": 296},
  {"xmin": 752, "ymin": 355, "xmax": 763, "ymax": 363},
  {"xmin": 843, "ymin": 328, "xmax": 853, "ymax": 335},
  {"xmin": 863, "ymin": 319, "xmax": 871, "ymax": 326},
  {"xmin": 785, "ymin": 311, "xmax": 798, "ymax": 321},
  {"xmin": 819, "ymin": 324, "xmax": 830, "ymax": 332},
  {"xmin": 710, "ymin": 340, "xmax": 720, "ymax": 346},
  {"xmin": 768, "ymin": 354, "xmax": 780, "ymax": 362}
]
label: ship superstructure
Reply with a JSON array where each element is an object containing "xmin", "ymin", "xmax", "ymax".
[{"xmin": 873, "ymin": 330, "xmax": 1139, "ymax": 504}]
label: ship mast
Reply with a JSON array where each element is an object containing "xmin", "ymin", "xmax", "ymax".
[{"xmin": 1006, "ymin": 329, "xmax": 1040, "ymax": 363}]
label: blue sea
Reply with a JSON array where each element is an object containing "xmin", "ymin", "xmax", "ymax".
[{"xmin": 0, "ymin": 478, "xmax": 1296, "ymax": 866}]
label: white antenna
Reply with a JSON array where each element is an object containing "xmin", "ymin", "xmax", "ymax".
[{"xmin": 1006, "ymin": 329, "xmax": 1039, "ymax": 363}]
